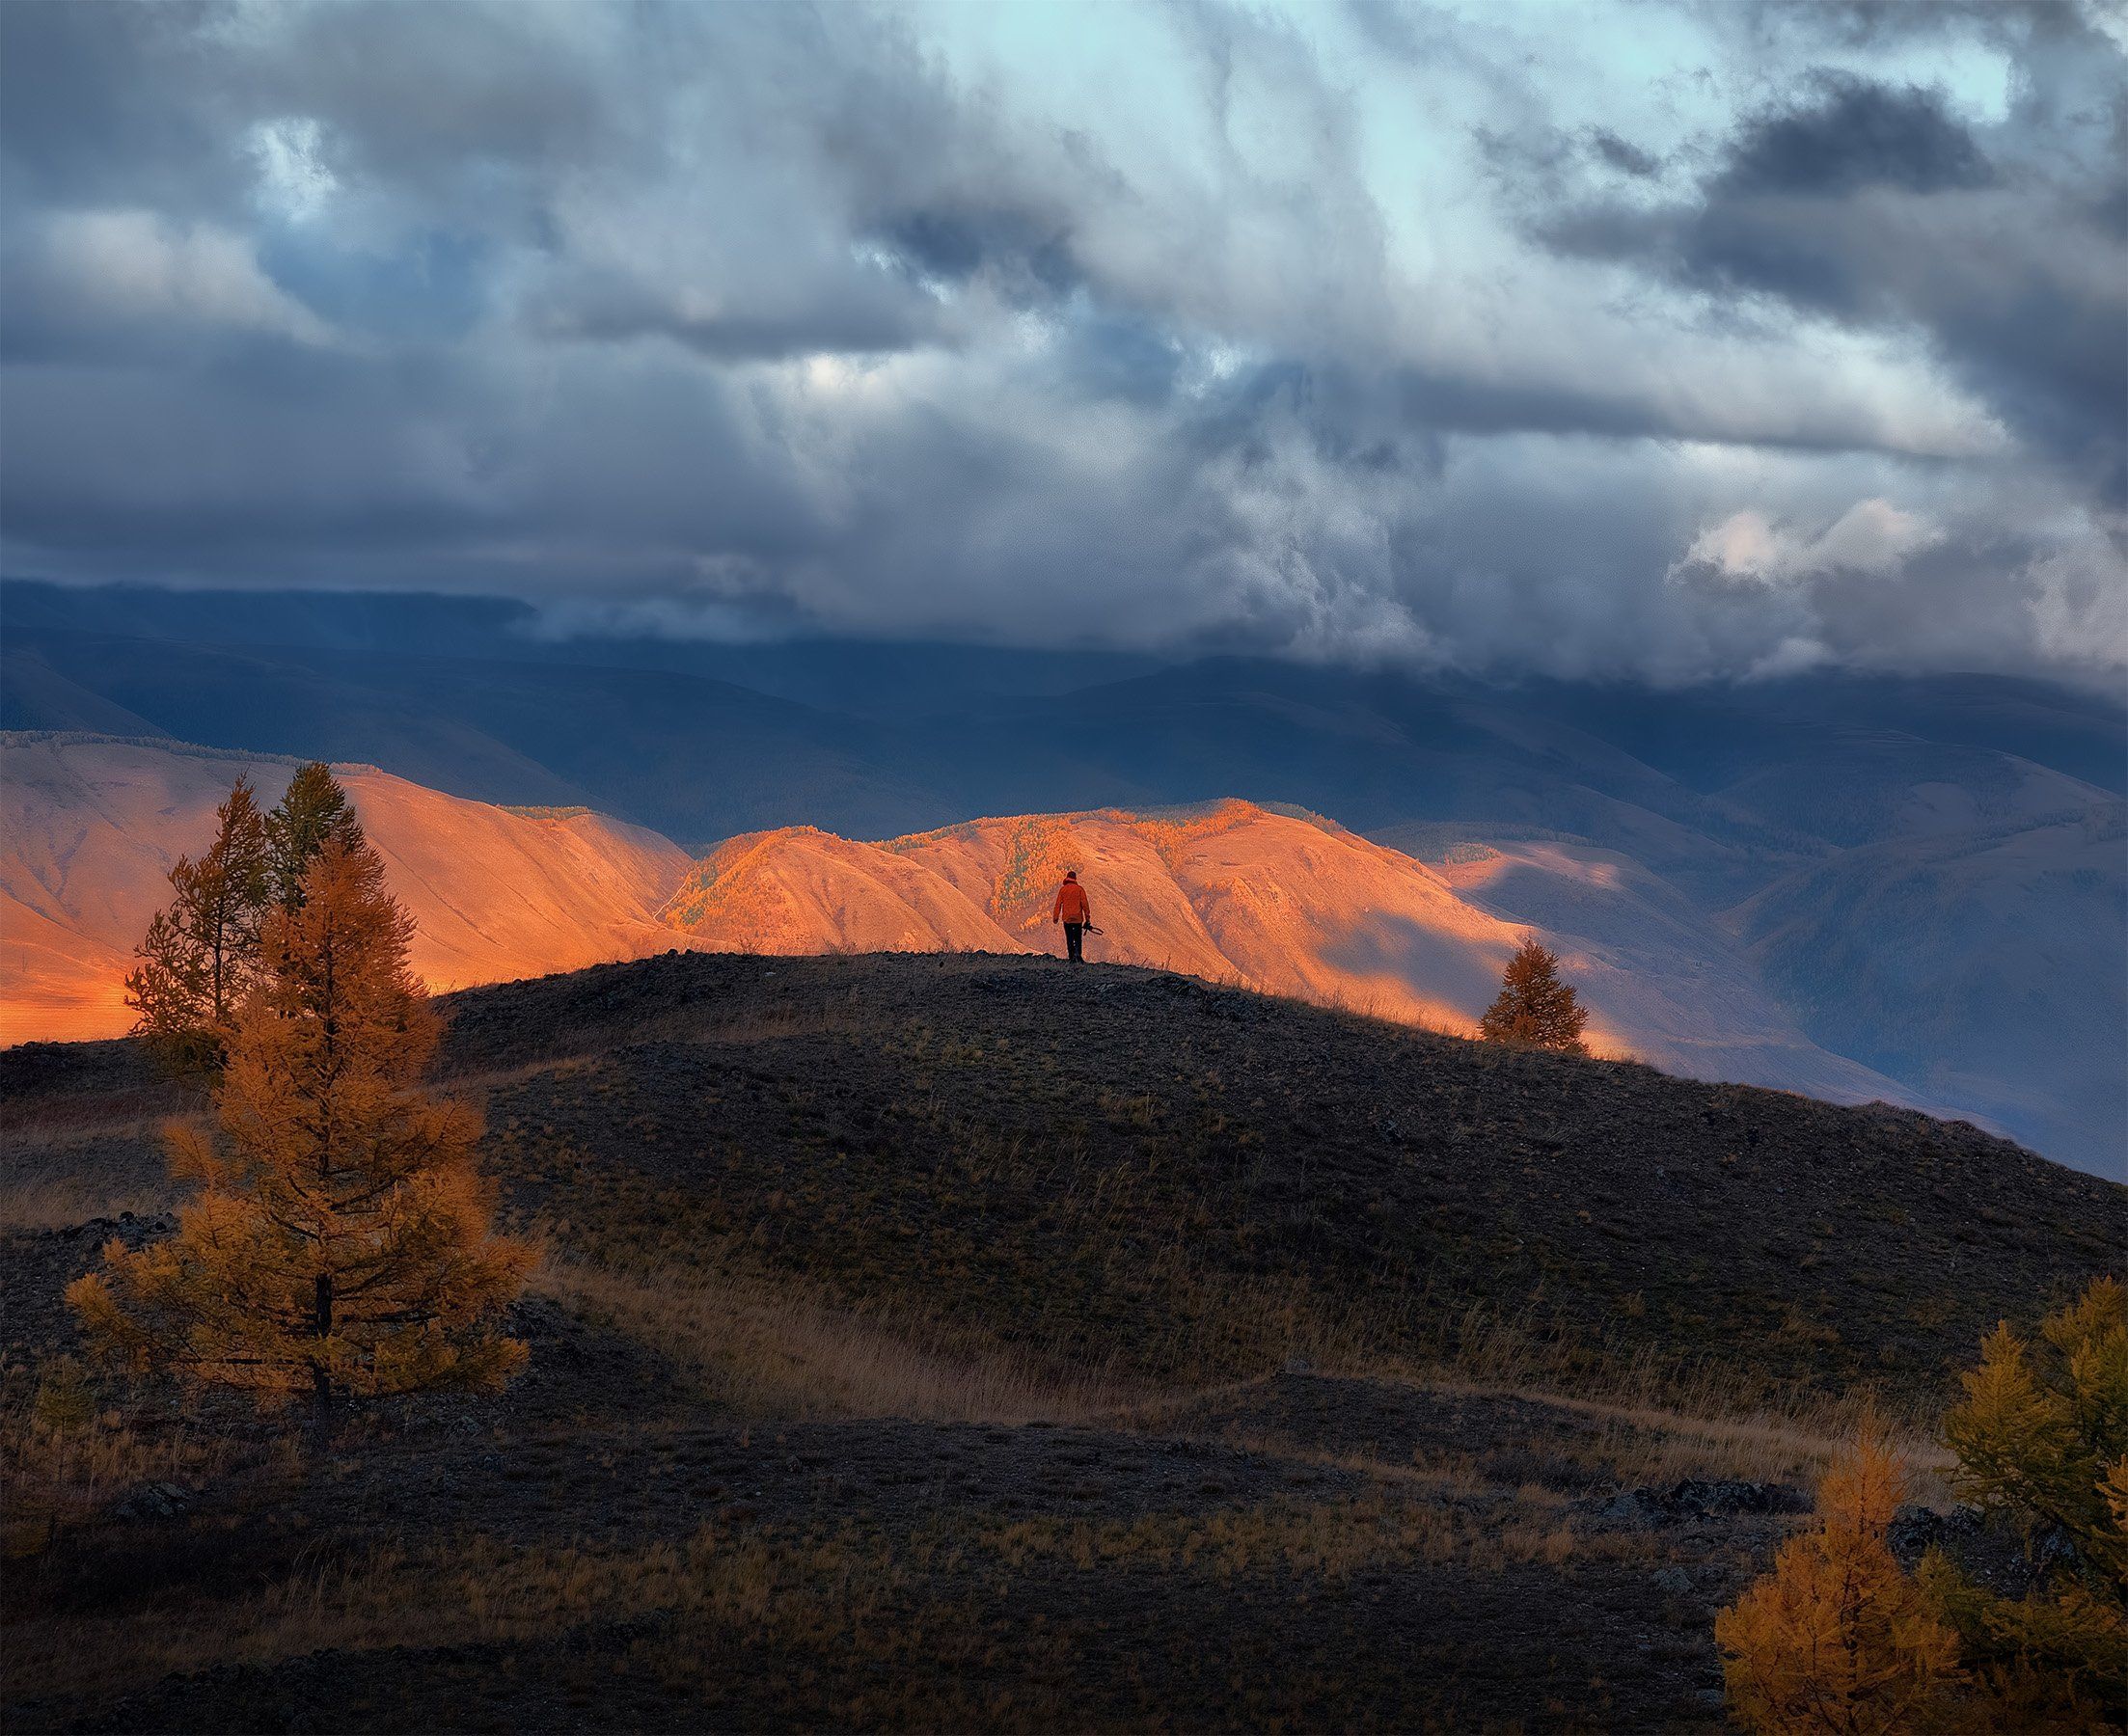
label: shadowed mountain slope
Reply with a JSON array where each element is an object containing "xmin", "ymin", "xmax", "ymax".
[
  {"xmin": 1730, "ymin": 803, "xmax": 2128, "ymax": 1175},
  {"xmin": 2, "ymin": 633, "xmax": 950, "ymax": 848}
]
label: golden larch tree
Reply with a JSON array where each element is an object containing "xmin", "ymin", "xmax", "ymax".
[
  {"xmin": 1716, "ymin": 1416, "xmax": 1966, "ymax": 1734},
  {"xmin": 70, "ymin": 833, "xmax": 532, "ymax": 1424},
  {"xmin": 1923, "ymin": 1275, "xmax": 2127, "ymax": 1726},
  {"xmin": 1718, "ymin": 1280, "xmax": 2128, "ymax": 1733},
  {"xmin": 1478, "ymin": 937, "xmax": 1590, "ymax": 1055},
  {"xmin": 124, "ymin": 774, "xmax": 272, "ymax": 1074}
]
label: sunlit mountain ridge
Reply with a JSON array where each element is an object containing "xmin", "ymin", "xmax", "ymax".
[
  {"xmin": 1, "ymin": 733, "xmax": 690, "ymax": 1044},
  {"xmin": 5, "ymin": 734, "xmax": 1937, "ymax": 1134}
]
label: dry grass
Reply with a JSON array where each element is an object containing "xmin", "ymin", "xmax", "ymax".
[
  {"xmin": 2, "ymin": 1521, "xmax": 924, "ymax": 1703},
  {"xmin": 6, "ymin": 1515, "xmax": 1082, "ymax": 1727},
  {"xmin": 1496, "ymin": 1385, "xmax": 1949, "ymax": 1499},
  {"xmin": 540, "ymin": 1216, "xmax": 1947, "ymax": 1497},
  {"xmin": 0, "ymin": 1363, "xmax": 264, "ymax": 1559},
  {"xmin": 0, "ymin": 1093, "xmax": 178, "ymax": 1140},
  {"xmin": 535, "ymin": 1256, "xmax": 1130, "ymax": 1424},
  {"xmin": 1405, "ymin": 1301, "xmax": 1941, "ymax": 1453},
  {"xmin": 448, "ymin": 1005, "xmax": 877, "ymax": 1096},
  {"xmin": 951, "ymin": 1490, "xmax": 1659, "ymax": 1581},
  {"xmin": 1107, "ymin": 1295, "xmax": 1952, "ymax": 1502},
  {"xmin": 0, "ymin": 1166, "xmax": 175, "ymax": 1233},
  {"xmin": 1428, "ymin": 1305, "xmax": 1952, "ymax": 1498},
  {"xmin": 0, "ymin": 1482, "xmax": 1658, "ymax": 1702}
]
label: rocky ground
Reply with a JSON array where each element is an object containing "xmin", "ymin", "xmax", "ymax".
[{"xmin": 4, "ymin": 952, "xmax": 2119, "ymax": 1731}]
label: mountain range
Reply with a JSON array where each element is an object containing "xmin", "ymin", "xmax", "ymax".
[
  {"xmin": 0, "ymin": 734, "xmax": 687, "ymax": 1044},
  {"xmin": 2, "ymin": 579, "xmax": 2120, "ymax": 1176}
]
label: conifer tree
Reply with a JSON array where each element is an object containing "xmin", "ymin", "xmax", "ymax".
[
  {"xmin": 265, "ymin": 760, "xmax": 363, "ymax": 911},
  {"xmin": 1716, "ymin": 1418, "xmax": 1966, "ymax": 1733},
  {"xmin": 1717, "ymin": 1281, "xmax": 2128, "ymax": 1732},
  {"xmin": 123, "ymin": 775, "xmax": 271, "ymax": 1075},
  {"xmin": 1478, "ymin": 937, "xmax": 1590, "ymax": 1055},
  {"xmin": 1923, "ymin": 1276, "xmax": 2127, "ymax": 1724},
  {"xmin": 70, "ymin": 834, "xmax": 532, "ymax": 1426}
]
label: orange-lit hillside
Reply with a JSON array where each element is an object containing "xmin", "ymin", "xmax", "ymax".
[
  {"xmin": 5, "ymin": 739, "xmax": 1934, "ymax": 1114},
  {"xmin": 1, "ymin": 734, "xmax": 692, "ymax": 1044},
  {"xmin": 659, "ymin": 802, "xmax": 1952, "ymax": 1106},
  {"xmin": 663, "ymin": 800, "xmax": 1536, "ymax": 1037}
]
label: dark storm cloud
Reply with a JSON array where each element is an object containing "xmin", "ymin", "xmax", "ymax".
[
  {"xmin": 1586, "ymin": 130, "xmax": 1665, "ymax": 179},
  {"xmin": 1710, "ymin": 74, "xmax": 1993, "ymax": 198},
  {"xmin": 0, "ymin": 0, "xmax": 2120, "ymax": 681},
  {"xmin": 1541, "ymin": 44, "xmax": 2127, "ymax": 503}
]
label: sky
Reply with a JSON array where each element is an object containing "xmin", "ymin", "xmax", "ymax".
[{"xmin": 1, "ymin": 0, "xmax": 2123, "ymax": 687}]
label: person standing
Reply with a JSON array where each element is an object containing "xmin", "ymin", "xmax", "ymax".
[{"xmin": 1050, "ymin": 869, "xmax": 1091, "ymax": 963}]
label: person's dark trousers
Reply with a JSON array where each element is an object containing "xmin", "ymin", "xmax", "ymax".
[{"xmin": 1064, "ymin": 922, "xmax": 1084, "ymax": 963}]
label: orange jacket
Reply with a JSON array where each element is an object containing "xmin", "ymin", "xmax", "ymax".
[{"xmin": 1051, "ymin": 879, "xmax": 1090, "ymax": 923}]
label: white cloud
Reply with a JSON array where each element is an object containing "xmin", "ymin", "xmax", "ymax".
[
  {"xmin": 37, "ymin": 210, "xmax": 331, "ymax": 344},
  {"xmin": 1671, "ymin": 498, "xmax": 1943, "ymax": 588},
  {"xmin": 2024, "ymin": 530, "xmax": 2128, "ymax": 671},
  {"xmin": 0, "ymin": 0, "xmax": 2118, "ymax": 685},
  {"xmin": 247, "ymin": 117, "xmax": 339, "ymax": 222}
]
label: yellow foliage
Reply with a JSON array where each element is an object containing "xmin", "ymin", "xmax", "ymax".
[
  {"xmin": 1715, "ymin": 1419, "xmax": 1966, "ymax": 1734},
  {"xmin": 1719, "ymin": 1281, "xmax": 2128, "ymax": 1732},
  {"xmin": 69, "ymin": 835, "xmax": 532, "ymax": 1415},
  {"xmin": 123, "ymin": 775, "xmax": 270, "ymax": 1074},
  {"xmin": 1931, "ymin": 1275, "xmax": 2127, "ymax": 1724}
]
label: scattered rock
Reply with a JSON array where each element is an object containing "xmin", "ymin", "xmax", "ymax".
[
  {"xmin": 1588, "ymin": 1479, "xmax": 1809, "ymax": 1528},
  {"xmin": 1888, "ymin": 1503, "xmax": 2068, "ymax": 1599},
  {"xmin": 112, "ymin": 1480, "xmax": 190, "ymax": 1521}
]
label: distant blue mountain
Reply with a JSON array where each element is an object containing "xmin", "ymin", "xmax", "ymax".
[{"xmin": 4, "ymin": 578, "xmax": 2120, "ymax": 1176}]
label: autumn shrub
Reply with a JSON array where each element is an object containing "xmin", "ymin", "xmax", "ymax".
[
  {"xmin": 1715, "ymin": 1415, "xmax": 1966, "ymax": 1734},
  {"xmin": 1923, "ymin": 1275, "xmax": 2127, "ymax": 1727},
  {"xmin": 1720, "ymin": 1277, "xmax": 2128, "ymax": 1733}
]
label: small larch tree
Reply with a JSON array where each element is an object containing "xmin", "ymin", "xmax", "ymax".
[
  {"xmin": 1719, "ymin": 1279, "xmax": 2128, "ymax": 1733},
  {"xmin": 1716, "ymin": 1418, "xmax": 1967, "ymax": 1734},
  {"xmin": 123, "ymin": 775, "xmax": 272, "ymax": 1076},
  {"xmin": 1478, "ymin": 937, "xmax": 1589, "ymax": 1055},
  {"xmin": 1924, "ymin": 1276, "xmax": 2127, "ymax": 1726},
  {"xmin": 70, "ymin": 832, "xmax": 532, "ymax": 1427}
]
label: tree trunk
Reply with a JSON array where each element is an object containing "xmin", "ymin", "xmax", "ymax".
[{"xmin": 308, "ymin": 1272, "xmax": 335, "ymax": 1453}]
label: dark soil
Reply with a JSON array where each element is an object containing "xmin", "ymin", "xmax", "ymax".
[
  {"xmin": 5, "ymin": 951, "xmax": 2120, "ymax": 1732},
  {"xmin": 430, "ymin": 950, "xmax": 2122, "ymax": 1397}
]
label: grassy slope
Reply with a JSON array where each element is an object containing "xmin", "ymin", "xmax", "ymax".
[
  {"xmin": 436, "ymin": 951, "xmax": 2120, "ymax": 1405},
  {"xmin": 5, "ymin": 951, "xmax": 2121, "ymax": 1733}
]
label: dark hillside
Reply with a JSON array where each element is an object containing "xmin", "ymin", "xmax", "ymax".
[
  {"xmin": 426, "ymin": 952, "xmax": 2118, "ymax": 1401},
  {"xmin": 7, "ymin": 951, "xmax": 2122, "ymax": 1733},
  {"xmin": 16, "ymin": 950, "xmax": 2104, "ymax": 1406}
]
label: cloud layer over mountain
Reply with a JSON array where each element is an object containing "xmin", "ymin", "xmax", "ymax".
[{"xmin": 2, "ymin": 0, "xmax": 2121, "ymax": 683}]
